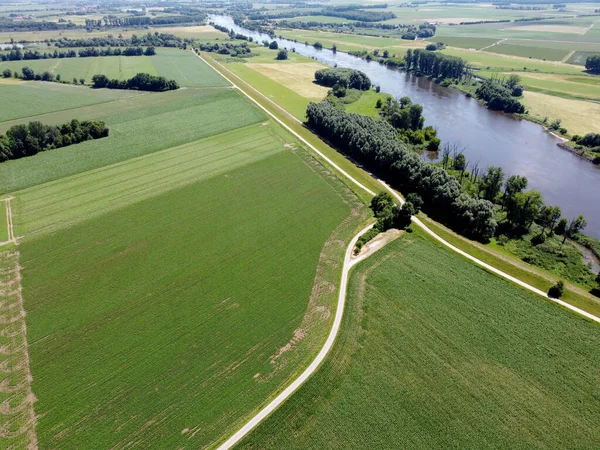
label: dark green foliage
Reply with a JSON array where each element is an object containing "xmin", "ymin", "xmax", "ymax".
[
  {"xmin": 21, "ymin": 66, "xmax": 35, "ymax": 80},
  {"xmin": 548, "ymin": 280, "xmax": 565, "ymax": 298},
  {"xmin": 305, "ymin": 101, "xmax": 496, "ymax": 240},
  {"xmin": 476, "ymin": 80, "xmax": 525, "ymax": 114},
  {"xmin": 276, "ymin": 49, "xmax": 288, "ymax": 60},
  {"xmin": 0, "ymin": 119, "xmax": 109, "ymax": 163},
  {"xmin": 579, "ymin": 132, "xmax": 600, "ymax": 148},
  {"xmin": 3, "ymin": 69, "xmax": 12, "ymax": 78},
  {"xmin": 92, "ymin": 72, "xmax": 179, "ymax": 92},
  {"xmin": 313, "ymin": 42, "xmax": 323, "ymax": 50},
  {"xmin": 585, "ymin": 55, "xmax": 600, "ymax": 74},
  {"xmin": 198, "ymin": 42, "xmax": 252, "ymax": 57},
  {"xmin": 314, "ymin": 68, "xmax": 371, "ymax": 90},
  {"xmin": 55, "ymin": 33, "xmax": 184, "ymax": 49},
  {"xmin": 332, "ymin": 83, "xmax": 346, "ymax": 98},
  {"xmin": 269, "ymin": 41, "xmax": 278, "ymax": 50},
  {"xmin": 405, "ymin": 49, "xmax": 466, "ymax": 79}
]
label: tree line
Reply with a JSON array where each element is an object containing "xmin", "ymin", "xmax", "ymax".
[
  {"xmin": 84, "ymin": 14, "xmax": 206, "ymax": 29},
  {"xmin": 54, "ymin": 33, "xmax": 185, "ymax": 48},
  {"xmin": 306, "ymin": 100, "xmax": 497, "ymax": 240},
  {"xmin": 0, "ymin": 46, "xmax": 155, "ymax": 62},
  {"xmin": 91, "ymin": 72, "xmax": 179, "ymax": 91},
  {"xmin": 405, "ymin": 49, "xmax": 467, "ymax": 79},
  {"xmin": 314, "ymin": 68, "xmax": 372, "ymax": 90},
  {"xmin": 197, "ymin": 42, "xmax": 252, "ymax": 57},
  {"xmin": 0, "ymin": 119, "xmax": 109, "ymax": 163}
]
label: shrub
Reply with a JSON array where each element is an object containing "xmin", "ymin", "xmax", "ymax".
[
  {"xmin": 548, "ymin": 281, "xmax": 565, "ymax": 299},
  {"xmin": 2, "ymin": 69, "xmax": 11, "ymax": 78},
  {"xmin": 268, "ymin": 41, "xmax": 278, "ymax": 50},
  {"xmin": 276, "ymin": 49, "xmax": 288, "ymax": 60}
]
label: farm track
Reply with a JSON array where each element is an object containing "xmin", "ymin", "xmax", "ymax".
[
  {"xmin": 0, "ymin": 251, "xmax": 37, "ymax": 449},
  {"xmin": 197, "ymin": 48, "xmax": 600, "ymax": 448}
]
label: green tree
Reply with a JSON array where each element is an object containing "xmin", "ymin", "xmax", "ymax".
[
  {"xmin": 276, "ymin": 49, "xmax": 288, "ymax": 60},
  {"xmin": 555, "ymin": 217, "xmax": 568, "ymax": 236},
  {"xmin": 548, "ymin": 280, "xmax": 564, "ymax": 299},
  {"xmin": 585, "ymin": 55, "xmax": 600, "ymax": 74},
  {"xmin": 21, "ymin": 66, "xmax": 35, "ymax": 80},
  {"xmin": 562, "ymin": 215, "xmax": 587, "ymax": 245},
  {"xmin": 2, "ymin": 69, "xmax": 12, "ymax": 78},
  {"xmin": 79, "ymin": 78, "xmax": 85, "ymax": 85},
  {"xmin": 453, "ymin": 153, "xmax": 466, "ymax": 171},
  {"xmin": 480, "ymin": 166, "xmax": 504, "ymax": 202},
  {"xmin": 506, "ymin": 190, "xmax": 544, "ymax": 231},
  {"xmin": 269, "ymin": 41, "xmax": 278, "ymax": 50},
  {"xmin": 506, "ymin": 74, "xmax": 521, "ymax": 89},
  {"xmin": 537, "ymin": 205, "xmax": 561, "ymax": 235}
]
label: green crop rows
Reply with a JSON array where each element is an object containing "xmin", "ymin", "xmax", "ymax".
[{"xmin": 240, "ymin": 230, "xmax": 600, "ymax": 449}]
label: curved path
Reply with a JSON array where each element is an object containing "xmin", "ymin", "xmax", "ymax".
[
  {"xmin": 217, "ymin": 224, "xmax": 375, "ymax": 450},
  {"xmin": 196, "ymin": 50, "xmax": 600, "ymax": 450}
]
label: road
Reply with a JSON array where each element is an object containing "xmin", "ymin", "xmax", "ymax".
[{"xmin": 193, "ymin": 50, "xmax": 600, "ymax": 449}]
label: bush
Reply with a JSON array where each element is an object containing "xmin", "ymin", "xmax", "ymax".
[
  {"xmin": 314, "ymin": 68, "xmax": 371, "ymax": 90},
  {"xmin": 268, "ymin": 41, "xmax": 278, "ymax": 50},
  {"xmin": 276, "ymin": 49, "xmax": 288, "ymax": 60},
  {"xmin": 313, "ymin": 42, "xmax": 323, "ymax": 50},
  {"xmin": 2, "ymin": 69, "xmax": 11, "ymax": 78},
  {"xmin": 548, "ymin": 280, "xmax": 565, "ymax": 299},
  {"xmin": 425, "ymin": 43, "xmax": 438, "ymax": 51}
]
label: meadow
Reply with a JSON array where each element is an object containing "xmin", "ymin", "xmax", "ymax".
[
  {"xmin": 0, "ymin": 48, "xmax": 227, "ymax": 86},
  {"xmin": 239, "ymin": 230, "xmax": 600, "ymax": 449},
  {"xmin": 2, "ymin": 45, "xmax": 367, "ymax": 448}
]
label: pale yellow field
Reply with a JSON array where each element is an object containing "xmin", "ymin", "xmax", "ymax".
[
  {"xmin": 507, "ymin": 24, "xmax": 589, "ymax": 34},
  {"xmin": 246, "ymin": 62, "xmax": 329, "ymax": 100},
  {"xmin": 522, "ymin": 91, "xmax": 600, "ymax": 136},
  {"xmin": 427, "ymin": 17, "xmax": 489, "ymax": 24},
  {"xmin": 156, "ymin": 25, "xmax": 224, "ymax": 38}
]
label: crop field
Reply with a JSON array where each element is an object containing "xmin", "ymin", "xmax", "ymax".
[
  {"xmin": 1, "ymin": 47, "xmax": 368, "ymax": 448},
  {"xmin": 568, "ymin": 50, "xmax": 600, "ymax": 65},
  {"xmin": 0, "ymin": 81, "xmax": 139, "ymax": 123},
  {"xmin": 513, "ymin": 73, "xmax": 600, "ymax": 101},
  {"xmin": 0, "ymin": 48, "xmax": 226, "ymax": 86},
  {"xmin": 428, "ymin": 36, "xmax": 499, "ymax": 50},
  {"xmin": 0, "ymin": 199, "xmax": 8, "ymax": 242},
  {"xmin": 240, "ymin": 230, "xmax": 600, "ymax": 449},
  {"xmin": 0, "ymin": 88, "xmax": 266, "ymax": 192},
  {"xmin": 485, "ymin": 43, "xmax": 569, "ymax": 61}
]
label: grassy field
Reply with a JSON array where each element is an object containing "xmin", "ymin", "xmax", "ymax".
[
  {"xmin": 429, "ymin": 36, "xmax": 499, "ymax": 50},
  {"xmin": 485, "ymin": 43, "xmax": 569, "ymax": 61},
  {"xmin": 239, "ymin": 230, "xmax": 600, "ymax": 449},
  {"xmin": 0, "ymin": 81, "xmax": 139, "ymax": 123},
  {"xmin": 0, "ymin": 88, "xmax": 266, "ymax": 192},
  {"xmin": 568, "ymin": 50, "xmax": 600, "ymax": 65},
  {"xmin": 2, "ymin": 44, "xmax": 368, "ymax": 448},
  {"xmin": 0, "ymin": 48, "xmax": 227, "ymax": 86},
  {"xmin": 0, "ymin": 199, "xmax": 8, "ymax": 242}
]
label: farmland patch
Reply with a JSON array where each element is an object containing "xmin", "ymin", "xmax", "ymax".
[{"xmin": 246, "ymin": 63, "xmax": 329, "ymax": 100}]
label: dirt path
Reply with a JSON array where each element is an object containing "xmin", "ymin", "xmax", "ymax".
[{"xmin": 0, "ymin": 251, "xmax": 38, "ymax": 449}]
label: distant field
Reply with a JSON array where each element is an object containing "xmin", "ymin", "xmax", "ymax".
[
  {"xmin": 568, "ymin": 50, "xmax": 600, "ymax": 65},
  {"xmin": 0, "ymin": 48, "xmax": 227, "ymax": 86},
  {"xmin": 240, "ymin": 231, "xmax": 600, "ymax": 449},
  {"xmin": 514, "ymin": 73, "xmax": 600, "ymax": 100},
  {"xmin": 429, "ymin": 36, "xmax": 499, "ymax": 50},
  {"xmin": 0, "ymin": 88, "xmax": 265, "ymax": 192},
  {"xmin": 485, "ymin": 43, "xmax": 569, "ymax": 61}
]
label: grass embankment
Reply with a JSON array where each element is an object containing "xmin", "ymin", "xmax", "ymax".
[
  {"xmin": 0, "ymin": 48, "xmax": 226, "ymax": 87},
  {"xmin": 240, "ymin": 229, "xmax": 600, "ymax": 449},
  {"xmin": 420, "ymin": 215, "xmax": 600, "ymax": 317}
]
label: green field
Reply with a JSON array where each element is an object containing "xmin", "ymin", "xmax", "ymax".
[
  {"xmin": 0, "ymin": 48, "xmax": 227, "ymax": 86},
  {"xmin": 0, "ymin": 88, "xmax": 265, "ymax": 192},
  {"xmin": 0, "ymin": 44, "xmax": 368, "ymax": 448},
  {"xmin": 0, "ymin": 200, "xmax": 8, "ymax": 242},
  {"xmin": 429, "ymin": 36, "xmax": 500, "ymax": 50},
  {"xmin": 568, "ymin": 50, "xmax": 600, "ymax": 65},
  {"xmin": 240, "ymin": 230, "xmax": 600, "ymax": 449},
  {"xmin": 485, "ymin": 43, "xmax": 570, "ymax": 61},
  {"xmin": 0, "ymin": 81, "xmax": 139, "ymax": 123}
]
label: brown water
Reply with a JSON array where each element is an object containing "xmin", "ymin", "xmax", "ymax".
[{"xmin": 213, "ymin": 16, "xmax": 600, "ymax": 238}]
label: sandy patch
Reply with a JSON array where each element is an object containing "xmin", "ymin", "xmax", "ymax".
[
  {"xmin": 508, "ymin": 24, "xmax": 589, "ymax": 34},
  {"xmin": 0, "ymin": 78, "xmax": 23, "ymax": 85},
  {"xmin": 246, "ymin": 62, "xmax": 329, "ymax": 100},
  {"xmin": 522, "ymin": 91, "xmax": 600, "ymax": 136}
]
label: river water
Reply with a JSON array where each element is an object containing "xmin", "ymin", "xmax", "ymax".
[{"xmin": 211, "ymin": 15, "xmax": 600, "ymax": 238}]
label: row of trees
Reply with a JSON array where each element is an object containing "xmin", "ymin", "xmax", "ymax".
[
  {"xmin": 0, "ymin": 18, "xmax": 76, "ymax": 32},
  {"xmin": 54, "ymin": 33, "xmax": 184, "ymax": 48},
  {"xmin": 0, "ymin": 46, "xmax": 155, "ymax": 62},
  {"xmin": 84, "ymin": 14, "xmax": 206, "ymax": 29},
  {"xmin": 405, "ymin": 49, "xmax": 467, "ymax": 79},
  {"xmin": 91, "ymin": 73, "xmax": 179, "ymax": 91},
  {"xmin": 197, "ymin": 42, "xmax": 252, "ymax": 57},
  {"xmin": 314, "ymin": 68, "xmax": 372, "ymax": 90},
  {"xmin": 0, "ymin": 119, "xmax": 109, "ymax": 163},
  {"xmin": 306, "ymin": 101, "xmax": 497, "ymax": 240}
]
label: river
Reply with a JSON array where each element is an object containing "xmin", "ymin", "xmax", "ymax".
[{"xmin": 211, "ymin": 15, "xmax": 600, "ymax": 239}]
